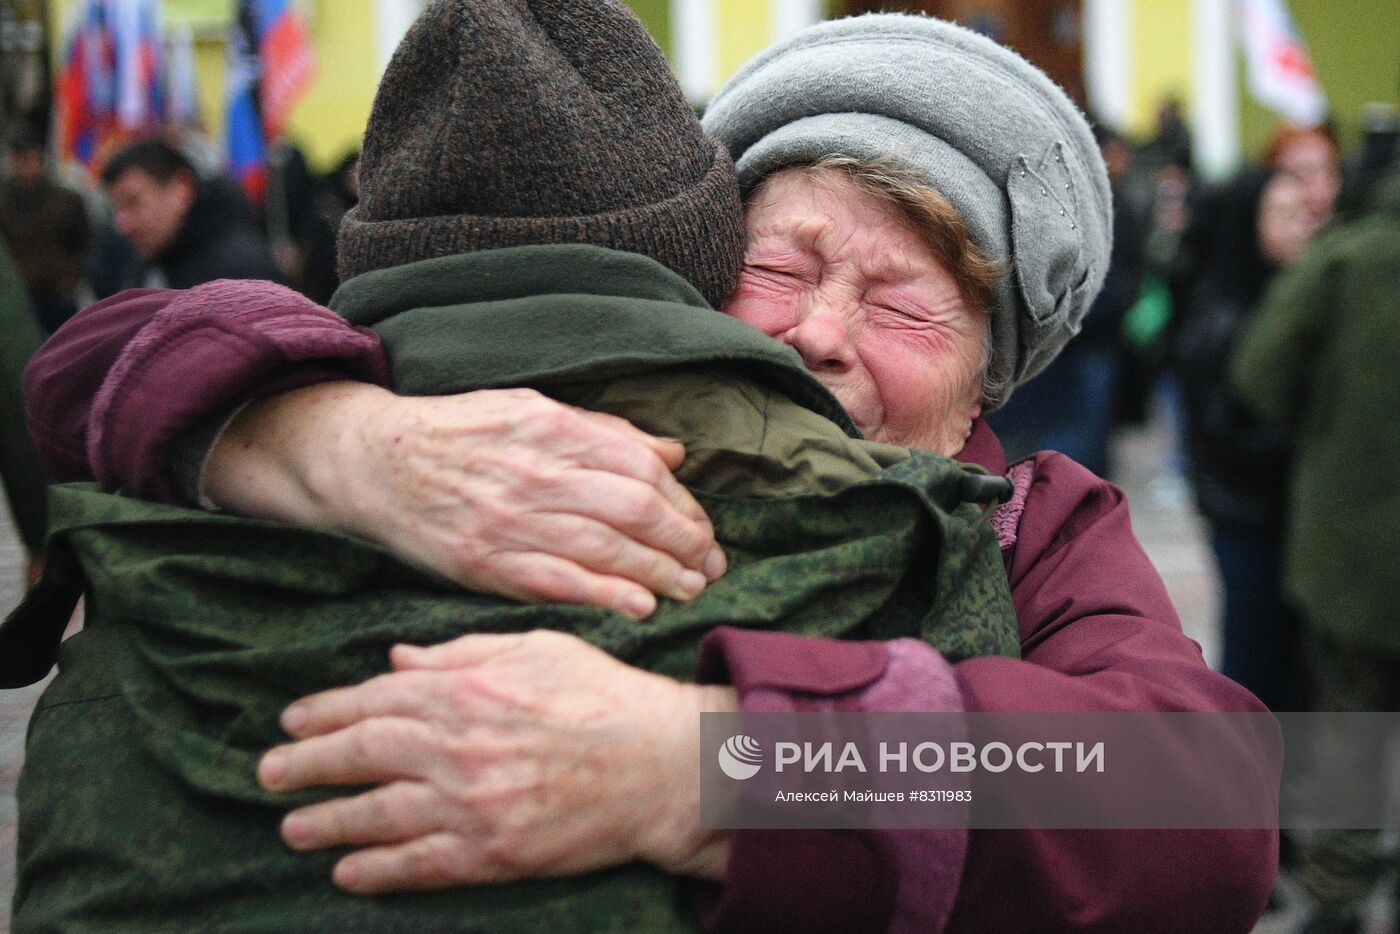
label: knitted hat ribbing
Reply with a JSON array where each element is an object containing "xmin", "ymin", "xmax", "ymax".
[{"xmin": 338, "ymin": 0, "xmax": 744, "ymax": 310}]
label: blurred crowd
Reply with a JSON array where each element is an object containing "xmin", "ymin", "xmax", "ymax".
[
  {"xmin": 991, "ymin": 101, "xmax": 1400, "ymax": 933},
  {"xmin": 0, "ymin": 123, "xmax": 359, "ymax": 580},
  {"xmin": 0, "ymin": 124, "xmax": 360, "ymax": 328}
]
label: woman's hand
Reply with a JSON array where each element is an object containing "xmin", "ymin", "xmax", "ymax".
[
  {"xmin": 204, "ymin": 383, "xmax": 726, "ymax": 619},
  {"xmin": 256, "ymin": 630, "xmax": 736, "ymax": 894}
]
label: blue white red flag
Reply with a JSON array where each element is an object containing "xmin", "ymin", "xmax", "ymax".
[
  {"xmin": 113, "ymin": 0, "xmax": 164, "ymax": 132},
  {"xmin": 56, "ymin": 0, "xmax": 114, "ymax": 167},
  {"xmin": 226, "ymin": 0, "xmax": 317, "ymax": 202},
  {"xmin": 251, "ymin": 0, "xmax": 317, "ymax": 140},
  {"xmin": 56, "ymin": 0, "xmax": 165, "ymax": 171},
  {"xmin": 226, "ymin": 6, "xmax": 267, "ymax": 203}
]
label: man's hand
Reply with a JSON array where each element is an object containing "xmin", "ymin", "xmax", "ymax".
[
  {"xmin": 204, "ymin": 383, "xmax": 725, "ymax": 619},
  {"xmin": 257, "ymin": 630, "xmax": 735, "ymax": 892}
]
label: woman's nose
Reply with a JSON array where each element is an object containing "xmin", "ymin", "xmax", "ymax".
[{"xmin": 781, "ymin": 303, "xmax": 855, "ymax": 373}]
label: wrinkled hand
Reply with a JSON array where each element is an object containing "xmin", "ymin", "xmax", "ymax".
[
  {"xmin": 205, "ymin": 383, "xmax": 725, "ymax": 619},
  {"xmin": 257, "ymin": 630, "xmax": 736, "ymax": 893}
]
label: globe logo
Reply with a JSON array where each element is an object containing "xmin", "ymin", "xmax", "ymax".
[{"xmin": 718, "ymin": 735, "xmax": 763, "ymax": 780}]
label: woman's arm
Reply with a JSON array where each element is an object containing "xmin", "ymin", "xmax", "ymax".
[
  {"xmin": 24, "ymin": 281, "xmax": 389, "ymax": 493},
  {"xmin": 252, "ymin": 454, "xmax": 1276, "ymax": 932},
  {"xmin": 698, "ymin": 453, "xmax": 1278, "ymax": 934},
  {"xmin": 208, "ymin": 382, "xmax": 724, "ymax": 615},
  {"xmin": 24, "ymin": 281, "xmax": 722, "ymax": 615},
  {"xmin": 257, "ymin": 629, "xmax": 740, "ymax": 891}
]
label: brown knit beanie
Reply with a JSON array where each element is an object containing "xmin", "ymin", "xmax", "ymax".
[{"xmin": 337, "ymin": 0, "xmax": 744, "ymax": 309}]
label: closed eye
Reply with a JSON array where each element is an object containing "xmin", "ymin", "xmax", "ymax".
[
  {"xmin": 746, "ymin": 264, "xmax": 801, "ymax": 279},
  {"xmin": 872, "ymin": 303, "xmax": 926, "ymax": 322}
]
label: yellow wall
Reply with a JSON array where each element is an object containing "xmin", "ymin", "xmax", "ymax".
[
  {"xmin": 1121, "ymin": 0, "xmax": 1400, "ymax": 156},
  {"xmin": 714, "ymin": 0, "xmax": 773, "ymax": 89},
  {"xmin": 1242, "ymin": 0, "xmax": 1400, "ymax": 155},
  {"xmin": 1125, "ymin": 0, "xmax": 1193, "ymax": 141},
  {"xmin": 49, "ymin": 0, "xmax": 380, "ymax": 172},
  {"xmin": 273, "ymin": 0, "xmax": 379, "ymax": 169}
]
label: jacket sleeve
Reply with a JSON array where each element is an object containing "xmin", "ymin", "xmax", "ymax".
[
  {"xmin": 694, "ymin": 631, "xmax": 970, "ymax": 934},
  {"xmin": 24, "ymin": 280, "xmax": 390, "ymax": 501},
  {"xmin": 693, "ymin": 453, "xmax": 1278, "ymax": 934},
  {"xmin": 945, "ymin": 452, "xmax": 1277, "ymax": 933},
  {"xmin": 1230, "ymin": 240, "xmax": 1337, "ymax": 428}
]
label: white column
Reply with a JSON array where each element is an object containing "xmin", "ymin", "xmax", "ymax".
[
  {"xmin": 373, "ymin": 0, "xmax": 424, "ymax": 71},
  {"xmin": 1192, "ymin": 0, "xmax": 1241, "ymax": 179},
  {"xmin": 772, "ymin": 0, "xmax": 821, "ymax": 42},
  {"xmin": 671, "ymin": 0, "xmax": 719, "ymax": 103},
  {"xmin": 1082, "ymin": 0, "xmax": 1131, "ymax": 132}
]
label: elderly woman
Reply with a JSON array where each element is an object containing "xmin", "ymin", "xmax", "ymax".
[{"xmin": 21, "ymin": 10, "xmax": 1276, "ymax": 934}]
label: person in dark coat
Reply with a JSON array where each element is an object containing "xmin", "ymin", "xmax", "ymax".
[
  {"xmin": 0, "ymin": 239, "xmax": 50, "ymax": 581},
  {"xmin": 0, "ymin": 126, "xmax": 92, "ymax": 334},
  {"xmin": 100, "ymin": 138, "xmax": 279, "ymax": 290},
  {"xmin": 1173, "ymin": 167, "xmax": 1320, "ymax": 713},
  {"xmin": 1233, "ymin": 169, "xmax": 1400, "ymax": 934},
  {"xmin": 293, "ymin": 152, "xmax": 359, "ymax": 304}
]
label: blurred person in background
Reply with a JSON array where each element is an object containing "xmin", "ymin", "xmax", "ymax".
[
  {"xmin": 1232, "ymin": 162, "xmax": 1400, "ymax": 934},
  {"xmin": 1339, "ymin": 103, "xmax": 1399, "ymax": 215},
  {"xmin": 0, "ymin": 125, "xmax": 92, "ymax": 334},
  {"xmin": 265, "ymin": 143, "xmax": 319, "ymax": 291},
  {"xmin": 1111, "ymin": 110, "xmax": 1194, "ymax": 487},
  {"xmin": 294, "ymin": 151, "xmax": 360, "ymax": 304},
  {"xmin": 1173, "ymin": 167, "xmax": 1323, "ymax": 715},
  {"xmin": 987, "ymin": 124, "xmax": 1146, "ymax": 476},
  {"xmin": 101, "ymin": 137, "xmax": 278, "ymax": 290},
  {"xmin": 1263, "ymin": 125, "xmax": 1342, "ymax": 226},
  {"xmin": 1140, "ymin": 97, "xmax": 1193, "ymax": 177},
  {"xmin": 0, "ymin": 239, "xmax": 50, "ymax": 585}
]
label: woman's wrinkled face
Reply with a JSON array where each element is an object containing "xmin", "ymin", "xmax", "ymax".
[{"xmin": 722, "ymin": 168, "xmax": 986, "ymax": 456}]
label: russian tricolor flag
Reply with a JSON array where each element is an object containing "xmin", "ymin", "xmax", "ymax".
[
  {"xmin": 113, "ymin": 0, "xmax": 164, "ymax": 132},
  {"xmin": 56, "ymin": 0, "xmax": 114, "ymax": 167},
  {"xmin": 227, "ymin": 0, "xmax": 317, "ymax": 203},
  {"xmin": 56, "ymin": 0, "xmax": 164, "ymax": 171}
]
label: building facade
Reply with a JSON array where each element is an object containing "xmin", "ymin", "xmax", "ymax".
[{"xmin": 30, "ymin": 0, "xmax": 1400, "ymax": 176}]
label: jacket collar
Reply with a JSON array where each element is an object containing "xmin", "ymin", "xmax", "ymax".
[
  {"xmin": 331, "ymin": 245, "xmax": 860, "ymax": 436},
  {"xmin": 954, "ymin": 418, "xmax": 1007, "ymax": 474}
]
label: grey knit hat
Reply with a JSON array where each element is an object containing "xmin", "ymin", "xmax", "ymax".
[
  {"xmin": 702, "ymin": 14, "xmax": 1112, "ymax": 408},
  {"xmin": 338, "ymin": 0, "xmax": 744, "ymax": 309}
]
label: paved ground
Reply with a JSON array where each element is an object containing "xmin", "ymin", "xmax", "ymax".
[{"xmin": 0, "ymin": 407, "xmax": 1388, "ymax": 931}]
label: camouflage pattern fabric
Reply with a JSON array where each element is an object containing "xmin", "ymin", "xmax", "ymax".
[{"xmin": 7, "ymin": 247, "xmax": 1019, "ymax": 931}]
